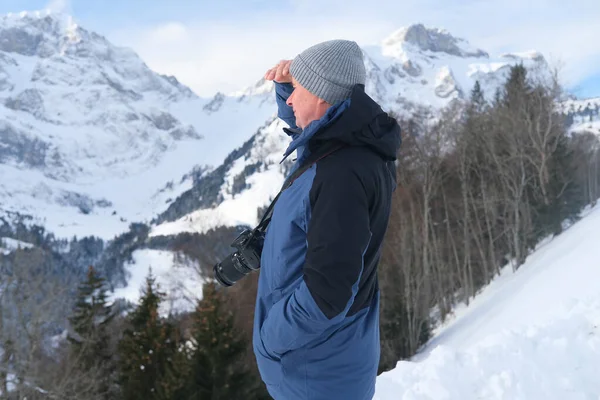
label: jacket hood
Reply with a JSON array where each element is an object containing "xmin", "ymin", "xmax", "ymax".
[
  {"xmin": 282, "ymin": 98, "xmax": 350, "ymax": 160},
  {"xmin": 311, "ymin": 84, "xmax": 401, "ymax": 160},
  {"xmin": 282, "ymin": 85, "xmax": 401, "ymax": 162}
]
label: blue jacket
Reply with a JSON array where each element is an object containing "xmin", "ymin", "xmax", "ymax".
[{"xmin": 253, "ymin": 82, "xmax": 401, "ymax": 400}]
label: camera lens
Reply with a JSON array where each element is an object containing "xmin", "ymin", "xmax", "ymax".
[{"xmin": 213, "ymin": 252, "xmax": 251, "ymax": 287}]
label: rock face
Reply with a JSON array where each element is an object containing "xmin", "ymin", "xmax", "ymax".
[
  {"xmin": 0, "ymin": 121, "xmax": 50, "ymax": 168},
  {"xmin": 5, "ymin": 88, "xmax": 45, "ymax": 117},
  {"xmin": 0, "ymin": 11, "xmax": 204, "ymax": 185},
  {"xmin": 382, "ymin": 24, "xmax": 490, "ymax": 59},
  {"xmin": 435, "ymin": 66, "xmax": 462, "ymax": 99},
  {"xmin": 361, "ymin": 23, "xmax": 549, "ymax": 121}
]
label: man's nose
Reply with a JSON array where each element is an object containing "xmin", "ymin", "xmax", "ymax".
[{"xmin": 286, "ymin": 92, "xmax": 294, "ymax": 107}]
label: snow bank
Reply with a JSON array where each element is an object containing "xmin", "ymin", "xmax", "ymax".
[
  {"xmin": 375, "ymin": 299, "xmax": 600, "ymax": 399},
  {"xmin": 0, "ymin": 237, "xmax": 34, "ymax": 254},
  {"xmin": 375, "ymin": 203, "xmax": 600, "ymax": 399}
]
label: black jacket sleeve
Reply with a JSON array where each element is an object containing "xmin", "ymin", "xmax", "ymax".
[{"xmin": 303, "ymin": 159, "xmax": 372, "ymax": 319}]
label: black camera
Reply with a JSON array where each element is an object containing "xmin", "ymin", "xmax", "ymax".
[{"xmin": 213, "ymin": 228, "xmax": 265, "ymax": 287}]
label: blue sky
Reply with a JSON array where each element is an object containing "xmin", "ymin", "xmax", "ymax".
[
  {"xmin": 574, "ymin": 74, "xmax": 600, "ymax": 98},
  {"xmin": 0, "ymin": 0, "xmax": 280, "ymax": 30},
  {"xmin": 1, "ymin": 0, "xmax": 599, "ymax": 98}
]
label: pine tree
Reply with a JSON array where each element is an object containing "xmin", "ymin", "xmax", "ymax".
[
  {"xmin": 69, "ymin": 266, "xmax": 114, "ymax": 350},
  {"xmin": 378, "ymin": 291, "xmax": 431, "ymax": 373},
  {"xmin": 503, "ymin": 63, "xmax": 531, "ymax": 110},
  {"xmin": 534, "ymin": 133, "xmax": 586, "ymax": 236},
  {"xmin": 117, "ymin": 269, "xmax": 184, "ymax": 400},
  {"xmin": 67, "ymin": 265, "xmax": 117, "ymax": 399},
  {"xmin": 470, "ymin": 80, "xmax": 486, "ymax": 112},
  {"xmin": 179, "ymin": 281, "xmax": 258, "ymax": 400},
  {"xmin": 464, "ymin": 80, "xmax": 489, "ymax": 141},
  {"xmin": 492, "ymin": 86, "xmax": 502, "ymax": 107}
]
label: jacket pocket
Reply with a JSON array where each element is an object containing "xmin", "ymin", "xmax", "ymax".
[
  {"xmin": 280, "ymin": 347, "xmax": 307, "ymax": 395},
  {"xmin": 255, "ymin": 334, "xmax": 283, "ymax": 387}
]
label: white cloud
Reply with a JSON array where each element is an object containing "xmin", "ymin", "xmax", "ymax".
[
  {"xmin": 107, "ymin": 0, "xmax": 600, "ymax": 98},
  {"xmin": 110, "ymin": 14, "xmax": 395, "ymax": 97},
  {"xmin": 45, "ymin": 0, "xmax": 71, "ymax": 14}
]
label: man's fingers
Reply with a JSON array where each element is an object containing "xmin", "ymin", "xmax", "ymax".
[
  {"xmin": 275, "ymin": 63, "xmax": 285, "ymax": 81},
  {"xmin": 265, "ymin": 67, "xmax": 276, "ymax": 81},
  {"xmin": 282, "ymin": 61, "xmax": 290, "ymax": 77},
  {"xmin": 265, "ymin": 59, "xmax": 293, "ymax": 83}
]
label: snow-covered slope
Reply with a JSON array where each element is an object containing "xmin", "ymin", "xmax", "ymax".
[
  {"xmin": 374, "ymin": 203, "xmax": 600, "ymax": 399},
  {"xmin": 150, "ymin": 116, "xmax": 290, "ymax": 236},
  {"xmin": 109, "ymin": 249, "xmax": 205, "ymax": 315},
  {"xmin": 0, "ymin": 236, "xmax": 34, "ymax": 254},
  {"xmin": 562, "ymin": 97, "xmax": 600, "ymax": 135}
]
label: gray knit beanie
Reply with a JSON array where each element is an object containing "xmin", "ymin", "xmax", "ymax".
[{"xmin": 290, "ymin": 39, "xmax": 366, "ymax": 105}]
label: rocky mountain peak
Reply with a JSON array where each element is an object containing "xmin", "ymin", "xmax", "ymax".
[
  {"xmin": 0, "ymin": 10, "xmax": 81, "ymax": 58},
  {"xmin": 0, "ymin": 10, "xmax": 195, "ymax": 101},
  {"xmin": 382, "ymin": 23, "xmax": 489, "ymax": 59}
]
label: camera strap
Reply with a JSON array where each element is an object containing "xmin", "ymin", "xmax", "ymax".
[{"xmin": 255, "ymin": 141, "xmax": 347, "ymax": 234}]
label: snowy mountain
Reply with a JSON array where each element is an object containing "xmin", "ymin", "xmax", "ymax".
[
  {"xmin": 360, "ymin": 24, "xmax": 546, "ymax": 113},
  {"xmin": 0, "ymin": 10, "xmax": 277, "ymax": 239},
  {"xmin": 374, "ymin": 203, "xmax": 600, "ymax": 399}
]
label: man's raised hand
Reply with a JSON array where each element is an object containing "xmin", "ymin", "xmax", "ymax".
[{"xmin": 264, "ymin": 59, "xmax": 292, "ymax": 84}]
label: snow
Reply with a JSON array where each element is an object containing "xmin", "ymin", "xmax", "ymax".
[
  {"xmin": 570, "ymin": 119, "xmax": 600, "ymax": 136},
  {"xmin": 150, "ymin": 164, "xmax": 283, "ymax": 235},
  {"xmin": 376, "ymin": 305, "xmax": 600, "ymax": 399},
  {"xmin": 150, "ymin": 117, "xmax": 289, "ymax": 236},
  {"xmin": 579, "ymin": 120, "xmax": 600, "ymax": 135},
  {"xmin": 109, "ymin": 249, "xmax": 205, "ymax": 315},
  {"xmin": 374, "ymin": 203, "xmax": 600, "ymax": 399},
  {"xmin": 0, "ymin": 373, "xmax": 16, "ymax": 395},
  {"xmin": 500, "ymin": 50, "xmax": 545, "ymax": 61},
  {"xmin": 562, "ymin": 97, "xmax": 600, "ymax": 136},
  {"xmin": 0, "ymin": 10, "xmax": 280, "ymax": 239},
  {"xmin": 363, "ymin": 25, "xmax": 549, "ymax": 115},
  {"xmin": 362, "ymin": 34, "xmax": 547, "ymax": 116},
  {"xmin": 62, "ymin": 15, "xmax": 80, "ymax": 46},
  {"xmin": 0, "ymin": 237, "xmax": 34, "ymax": 254},
  {"xmin": 561, "ymin": 97, "xmax": 600, "ymax": 111}
]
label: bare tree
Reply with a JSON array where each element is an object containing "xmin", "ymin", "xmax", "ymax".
[
  {"xmin": 0, "ymin": 247, "xmax": 118, "ymax": 400},
  {"xmin": 377, "ymin": 65, "xmax": 597, "ymax": 374}
]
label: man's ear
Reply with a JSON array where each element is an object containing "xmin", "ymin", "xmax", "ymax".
[{"xmin": 318, "ymin": 97, "xmax": 332, "ymax": 106}]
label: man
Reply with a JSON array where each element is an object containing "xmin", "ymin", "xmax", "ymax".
[{"xmin": 253, "ymin": 39, "xmax": 401, "ymax": 400}]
